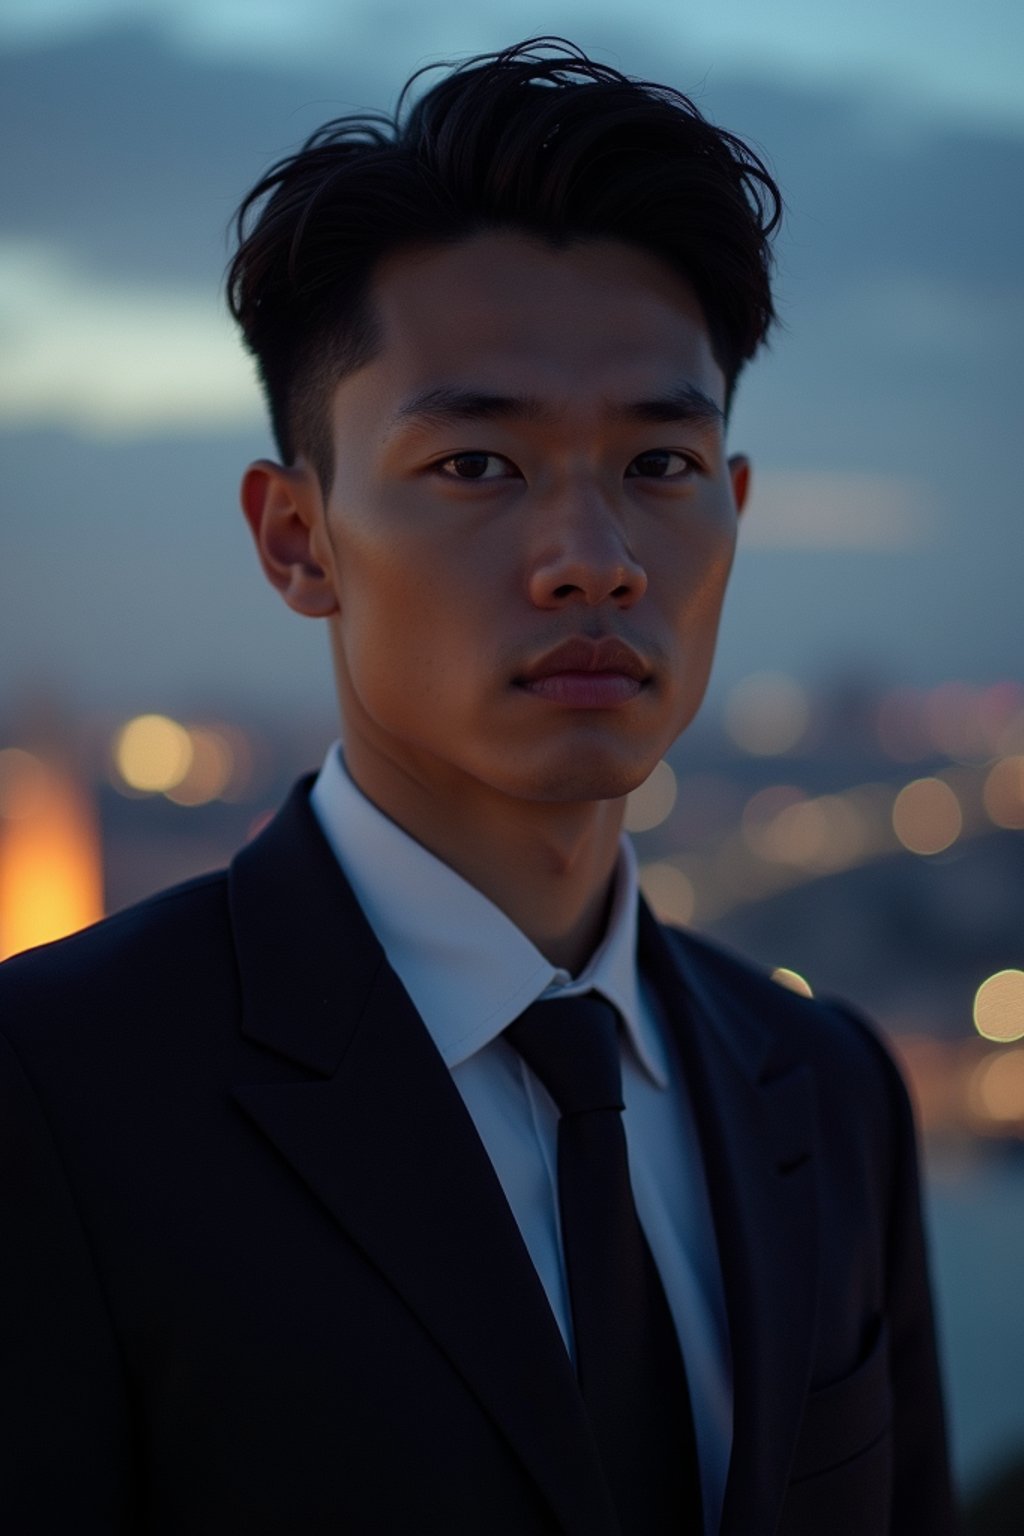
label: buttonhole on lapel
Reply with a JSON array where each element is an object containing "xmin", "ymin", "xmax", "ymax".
[{"xmin": 777, "ymin": 1151, "xmax": 810, "ymax": 1176}]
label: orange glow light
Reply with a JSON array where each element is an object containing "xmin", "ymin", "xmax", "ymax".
[{"xmin": 0, "ymin": 750, "xmax": 104, "ymax": 960}]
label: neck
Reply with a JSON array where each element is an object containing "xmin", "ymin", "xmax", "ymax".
[{"xmin": 341, "ymin": 744, "xmax": 626, "ymax": 976}]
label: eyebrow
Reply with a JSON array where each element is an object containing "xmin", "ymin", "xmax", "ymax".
[
  {"xmin": 385, "ymin": 381, "xmax": 725, "ymax": 435},
  {"xmin": 626, "ymin": 383, "xmax": 725, "ymax": 428}
]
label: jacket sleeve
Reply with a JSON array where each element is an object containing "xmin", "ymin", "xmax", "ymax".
[{"xmin": 0, "ymin": 1027, "xmax": 139, "ymax": 1532}]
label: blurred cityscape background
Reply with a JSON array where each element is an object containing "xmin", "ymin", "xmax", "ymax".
[{"xmin": 2, "ymin": 1, "xmax": 1022, "ymax": 1525}]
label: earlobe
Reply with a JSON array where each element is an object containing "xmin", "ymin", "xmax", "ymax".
[
  {"xmin": 239, "ymin": 459, "xmax": 339, "ymax": 618},
  {"xmin": 728, "ymin": 454, "xmax": 751, "ymax": 517}
]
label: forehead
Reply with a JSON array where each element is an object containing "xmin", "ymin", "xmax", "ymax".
[{"xmin": 351, "ymin": 231, "xmax": 725, "ymax": 416}]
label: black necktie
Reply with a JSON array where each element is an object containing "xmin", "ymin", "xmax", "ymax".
[{"xmin": 506, "ymin": 992, "xmax": 702, "ymax": 1534}]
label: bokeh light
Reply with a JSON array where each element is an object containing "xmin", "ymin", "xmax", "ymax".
[
  {"xmin": 624, "ymin": 759, "xmax": 678, "ymax": 833},
  {"xmin": 892, "ymin": 776, "xmax": 962, "ymax": 855},
  {"xmin": 741, "ymin": 785, "xmax": 806, "ymax": 854},
  {"xmin": 742, "ymin": 788, "xmax": 865, "ymax": 872},
  {"xmin": 166, "ymin": 726, "xmax": 235, "ymax": 806},
  {"xmin": 983, "ymin": 755, "xmax": 1024, "ymax": 829},
  {"xmin": 762, "ymin": 798, "xmax": 830, "ymax": 866},
  {"xmin": 724, "ymin": 673, "xmax": 810, "ymax": 756},
  {"xmin": 114, "ymin": 714, "xmax": 193, "ymax": 793},
  {"xmin": 639, "ymin": 862, "xmax": 696, "ymax": 925},
  {"xmin": 973, "ymin": 970, "xmax": 1024, "ymax": 1043},
  {"xmin": 771, "ymin": 967, "xmax": 813, "ymax": 997},
  {"xmin": 212, "ymin": 722, "xmax": 256, "ymax": 802},
  {"xmin": 978, "ymin": 682, "xmax": 1024, "ymax": 755},
  {"xmin": 967, "ymin": 1049, "xmax": 1024, "ymax": 1132}
]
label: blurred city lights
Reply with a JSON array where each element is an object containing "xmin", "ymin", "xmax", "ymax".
[
  {"xmin": 978, "ymin": 681, "xmax": 1024, "ymax": 755},
  {"xmin": 771, "ymin": 967, "xmax": 813, "ymax": 997},
  {"xmin": 818, "ymin": 794, "xmax": 868, "ymax": 863},
  {"xmin": 624, "ymin": 759, "xmax": 678, "ymax": 834},
  {"xmin": 639, "ymin": 862, "xmax": 696, "ymax": 925},
  {"xmin": 973, "ymin": 970, "xmax": 1024, "ymax": 1043},
  {"xmin": 762, "ymin": 798, "xmax": 830, "ymax": 866},
  {"xmin": 724, "ymin": 673, "xmax": 810, "ymax": 756},
  {"xmin": 891, "ymin": 1035, "xmax": 966, "ymax": 1137},
  {"xmin": 165, "ymin": 726, "xmax": 235, "ymax": 806},
  {"xmin": 111, "ymin": 716, "xmax": 253, "ymax": 803},
  {"xmin": 652, "ymin": 745, "xmax": 1017, "ymax": 926},
  {"xmin": 210, "ymin": 721, "xmax": 256, "ymax": 802},
  {"xmin": 891, "ymin": 776, "xmax": 962, "ymax": 855},
  {"xmin": 967, "ymin": 1049, "xmax": 1024, "ymax": 1132},
  {"xmin": 740, "ymin": 787, "xmax": 867, "ymax": 873},
  {"xmin": 741, "ymin": 784, "xmax": 806, "ymax": 854},
  {"xmin": 0, "ymin": 750, "xmax": 103, "ymax": 960},
  {"xmin": 983, "ymin": 755, "xmax": 1024, "ymax": 829},
  {"xmin": 3, "ymin": 668, "xmax": 1018, "ymax": 1125},
  {"xmin": 114, "ymin": 714, "xmax": 193, "ymax": 793}
]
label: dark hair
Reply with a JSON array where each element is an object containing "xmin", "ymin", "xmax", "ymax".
[{"xmin": 227, "ymin": 37, "xmax": 782, "ymax": 491}]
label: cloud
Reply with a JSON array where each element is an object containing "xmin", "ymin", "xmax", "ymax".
[
  {"xmin": 742, "ymin": 470, "xmax": 934, "ymax": 548},
  {"xmin": 835, "ymin": 275, "xmax": 1024, "ymax": 362},
  {"xmin": 0, "ymin": 241, "xmax": 262, "ymax": 435}
]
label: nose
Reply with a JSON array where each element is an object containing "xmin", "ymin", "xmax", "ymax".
[{"xmin": 526, "ymin": 491, "xmax": 648, "ymax": 610}]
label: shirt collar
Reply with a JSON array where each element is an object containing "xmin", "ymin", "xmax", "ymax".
[{"xmin": 310, "ymin": 745, "xmax": 668, "ymax": 1088}]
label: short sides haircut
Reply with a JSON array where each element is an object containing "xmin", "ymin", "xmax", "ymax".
[{"xmin": 227, "ymin": 37, "xmax": 782, "ymax": 491}]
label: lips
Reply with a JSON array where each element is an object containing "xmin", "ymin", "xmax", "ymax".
[
  {"xmin": 515, "ymin": 636, "xmax": 651, "ymax": 707},
  {"xmin": 517, "ymin": 635, "xmax": 651, "ymax": 684}
]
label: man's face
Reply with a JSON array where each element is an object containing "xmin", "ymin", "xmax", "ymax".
[{"xmin": 312, "ymin": 232, "xmax": 747, "ymax": 811}]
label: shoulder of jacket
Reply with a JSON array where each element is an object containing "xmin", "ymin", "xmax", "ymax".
[
  {"xmin": 660, "ymin": 919, "xmax": 908, "ymax": 1095},
  {"xmin": 0, "ymin": 869, "xmax": 231, "ymax": 1026}
]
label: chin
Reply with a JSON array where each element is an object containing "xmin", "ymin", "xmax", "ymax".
[{"xmin": 498, "ymin": 752, "xmax": 661, "ymax": 806}]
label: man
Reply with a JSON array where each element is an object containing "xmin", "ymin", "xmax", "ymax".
[{"xmin": 0, "ymin": 39, "xmax": 955, "ymax": 1535}]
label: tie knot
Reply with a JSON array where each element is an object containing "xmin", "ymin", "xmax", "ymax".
[{"xmin": 505, "ymin": 992, "xmax": 624, "ymax": 1117}]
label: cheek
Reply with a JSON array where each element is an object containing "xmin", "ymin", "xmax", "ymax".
[
  {"xmin": 696, "ymin": 544, "xmax": 738, "ymax": 627},
  {"xmin": 334, "ymin": 552, "xmax": 476, "ymax": 729},
  {"xmin": 663, "ymin": 508, "xmax": 738, "ymax": 630}
]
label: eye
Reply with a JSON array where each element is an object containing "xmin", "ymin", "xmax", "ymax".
[
  {"xmin": 435, "ymin": 452, "xmax": 519, "ymax": 482},
  {"xmin": 625, "ymin": 450, "xmax": 697, "ymax": 480}
]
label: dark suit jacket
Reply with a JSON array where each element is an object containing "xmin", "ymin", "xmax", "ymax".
[{"xmin": 0, "ymin": 777, "xmax": 956, "ymax": 1534}]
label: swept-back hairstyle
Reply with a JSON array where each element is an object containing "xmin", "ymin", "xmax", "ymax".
[{"xmin": 227, "ymin": 37, "xmax": 782, "ymax": 490}]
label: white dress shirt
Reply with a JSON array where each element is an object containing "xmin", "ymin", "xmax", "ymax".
[{"xmin": 310, "ymin": 745, "xmax": 732, "ymax": 1533}]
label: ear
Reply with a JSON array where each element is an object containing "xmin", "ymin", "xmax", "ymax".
[
  {"xmin": 240, "ymin": 459, "xmax": 339, "ymax": 618},
  {"xmin": 727, "ymin": 453, "xmax": 751, "ymax": 517}
]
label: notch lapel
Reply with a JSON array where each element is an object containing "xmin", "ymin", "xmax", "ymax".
[
  {"xmin": 227, "ymin": 780, "xmax": 618, "ymax": 1536},
  {"xmin": 639, "ymin": 905, "xmax": 820, "ymax": 1536}
]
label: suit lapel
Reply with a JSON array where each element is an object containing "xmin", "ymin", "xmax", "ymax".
[
  {"xmin": 639, "ymin": 904, "xmax": 820, "ymax": 1536},
  {"xmin": 227, "ymin": 780, "xmax": 618, "ymax": 1536}
]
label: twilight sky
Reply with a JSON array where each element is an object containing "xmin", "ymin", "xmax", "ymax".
[{"xmin": 2, "ymin": 1, "xmax": 1021, "ymax": 718}]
